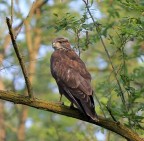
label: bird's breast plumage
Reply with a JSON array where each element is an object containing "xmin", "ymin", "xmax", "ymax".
[
  {"xmin": 50, "ymin": 44, "xmax": 98, "ymax": 120},
  {"xmin": 50, "ymin": 49, "xmax": 92, "ymax": 94}
]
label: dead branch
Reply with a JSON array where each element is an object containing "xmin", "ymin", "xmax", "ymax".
[
  {"xmin": 0, "ymin": 90, "xmax": 143, "ymax": 141},
  {"xmin": 6, "ymin": 17, "xmax": 33, "ymax": 98}
]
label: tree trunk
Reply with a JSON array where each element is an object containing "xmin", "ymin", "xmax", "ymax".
[
  {"xmin": 17, "ymin": 106, "xmax": 28, "ymax": 141},
  {"xmin": 0, "ymin": 101, "xmax": 6, "ymax": 141}
]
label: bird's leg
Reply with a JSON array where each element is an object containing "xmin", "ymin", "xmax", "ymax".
[
  {"xmin": 59, "ymin": 94, "xmax": 62, "ymax": 102},
  {"xmin": 70, "ymin": 102, "xmax": 74, "ymax": 108},
  {"xmin": 70, "ymin": 103, "xmax": 77, "ymax": 110},
  {"xmin": 55, "ymin": 94, "xmax": 64, "ymax": 105},
  {"xmin": 54, "ymin": 94, "xmax": 64, "ymax": 105}
]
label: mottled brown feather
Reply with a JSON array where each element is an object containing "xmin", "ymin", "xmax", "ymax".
[{"xmin": 50, "ymin": 37, "xmax": 98, "ymax": 120}]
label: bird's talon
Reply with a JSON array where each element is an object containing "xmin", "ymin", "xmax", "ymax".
[
  {"xmin": 70, "ymin": 105, "xmax": 77, "ymax": 110},
  {"xmin": 69, "ymin": 103, "xmax": 76, "ymax": 109}
]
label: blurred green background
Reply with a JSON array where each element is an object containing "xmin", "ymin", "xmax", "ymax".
[{"xmin": 0, "ymin": 0, "xmax": 144, "ymax": 141}]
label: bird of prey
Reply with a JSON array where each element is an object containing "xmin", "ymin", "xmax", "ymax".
[{"xmin": 50, "ymin": 37, "xmax": 98, "ymax": 121}]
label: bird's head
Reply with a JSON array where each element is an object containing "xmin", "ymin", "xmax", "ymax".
[{"xmin": 52, "ymin": 37, "xmax": 71, "ymax": 50}]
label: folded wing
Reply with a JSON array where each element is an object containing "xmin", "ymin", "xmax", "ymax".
[{"xmin": 50, "ymin": 49, "xmax": 97, "ymax": 120}]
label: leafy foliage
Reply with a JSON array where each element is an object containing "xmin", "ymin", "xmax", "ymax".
[
  {"xmin": 0, "ymin": 0, "xmax": 144, "ymax": 140},
  {"xmin": 47, "ymin": 0, "xmax": 144, "ymax": 134}
]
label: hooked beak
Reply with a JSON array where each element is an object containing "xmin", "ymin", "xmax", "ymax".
[
  {"xmin": 52, "ymin": 42, "xmax": 57, "ymax": 50},
  {"xmin": 52, "ymin": 42, "xmax": 56, "ymax": 47}
]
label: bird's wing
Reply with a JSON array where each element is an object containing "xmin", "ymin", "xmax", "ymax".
[
  {"xmin": 50, "ymin": 50, "xmax": 93, "ymax": 95},
  {"xmin": 50, "ymin": 50, "xmax": 97, "ymax": 119},
  {"xmin": 66, "ymin": 50, "xmax": 92, "ymax": 81}
]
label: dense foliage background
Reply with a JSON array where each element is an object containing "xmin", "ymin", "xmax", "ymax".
[{"xmin": 0, "ymin": 0, "xmax": 144, "ymax": 141}]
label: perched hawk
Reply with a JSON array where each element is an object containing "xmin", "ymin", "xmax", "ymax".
[{"xmin": 50, "ymin": 37, "xmax": 98, "ymax": 120}]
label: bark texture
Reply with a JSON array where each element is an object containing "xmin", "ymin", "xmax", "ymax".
[{"xmin": 0, "ymin": 90, "xmax": 143, "ymax": 141}]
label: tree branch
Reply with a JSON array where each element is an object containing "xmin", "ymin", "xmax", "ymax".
[
  {"xmin": 0, "ymin": 90, "xmax": 143, "ymax": 141},
  {"xmin": 3, "ymin": 0, "xmax": 48, "ymax": 49},
  {"xmin": 82, "ymin": 0, "xmax": 127, "ymax": 110},
  {"xmin": 16, "ymin": 0, "xmax": 48, "ymax": 38},
  {"xmin": 6, "ymin": 17, "xmax": 33, "ymax": 98}
]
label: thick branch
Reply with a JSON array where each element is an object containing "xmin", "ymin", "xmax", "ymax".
[
  {"xmin": 0, "ymin": 90, "xmax": 143, "ymax": 141},
  {"xmin": 6, "ymin": 17, "xmax": 33, "ymax": 98}
]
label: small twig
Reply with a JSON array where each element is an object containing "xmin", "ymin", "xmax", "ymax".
[
  {"xmin": 6, "ymin": 17, "xmax": 33, "ymax": 98},
  {"xmin": 11, "ymin": 0, "xmax": 13, "ymax": 25},
  {"xmin": 85, "ymin": 31, "xmax": 89, "ymax": 48},
  {"xmin": 106, "ymin": 105, "xmax": 117, "ymax": 122},
  {"xmin": 94, "ymin": 93, "xmax": 106, "ymax": 118},
  {"xmin": 0, "ymin": 65, "xmax": 15, "ymax": 71},
  {"xmin": 15, "ymin": 0, "xmax": 48, "ymax": 39},
  {"xmin": 3, "ymin": 0, "xmax": 48, "ymax": 50},
  {"xmin": 14, "ymin": 1, "xmax": 36, "ymax": 39}
]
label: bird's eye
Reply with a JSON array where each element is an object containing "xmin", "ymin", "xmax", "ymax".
[{"xmin": 52, "ymin": 42, "xmax": 56, "ymax": 46}]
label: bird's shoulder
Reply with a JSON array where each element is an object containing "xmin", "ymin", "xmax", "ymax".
[
  {"xmin": 66, "ymin": 50, "xmax": 91, "ymax": 80},
  {"xmin": 51, "ymin": 49, "xmax": 91, "ymax": 80}
]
